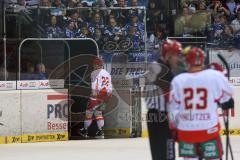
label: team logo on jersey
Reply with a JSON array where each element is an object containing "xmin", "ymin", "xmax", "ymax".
[{"xmin": 207, "ymin": 127, "xmax": 218, "ymax": 134}]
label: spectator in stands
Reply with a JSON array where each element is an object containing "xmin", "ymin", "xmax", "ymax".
[
  {"xmin": 18, "ymin": 0, "xmax": 26, "ymax": 6},
  {"xmin": 219, "ymin": 24, "xmax": 235, "ymax": 47},
  {"xmin": 27, "ymin": 63, "xmax": 35, "ymax": 79},
  {"xmin": 104, "ymin": 0, "xmax": 116, "ymax": 7},
  {"xmin": 95, "ymin": 0, "xmax": 108, "ymax": 7},
  {"xmin": 104, "ymin": 0, "xmax": 118, "ymax": 7},
  {"xmin": 231, "ymin": 7, "xmax": 240, "ymax": 47},
  {"xmin": 181, "ymin": 0, "xmax": 189, "ymax": 8},
  {"xmin": 112, "ymin": 0, "xmax": 128, "ymax": 27},
  {"xmin": 104, "ymin": 16, "xmax": 123, "ymax": 41},
  {"xmin": 226, "ymin": 0, "xmax": 238, "ymax": 18},
  {"xmin": 76, "ymin": 23, "xmax": 91, "ymax": 38},
  {"xmin": 130, "ymin": 0, "xmax": 138, "ymax": 6},
  {"xmin": 141, "ymin": 0, "xmax": 149, "ymax": 6},
  {"xmin": 114, "ymin": 0, "xmax": 126, "ymax": 7},
  {"xmin": 81, "ymin": 0, "xmax": 97, "ymax": 7},
  {"xmin": 220, "ymin": 14, "xmax": 228, "ymax": 25},
  {"xmin": 36, "ymin": 63, "xmax": 47, "ymax": 80},
  {"xmin": 52, "ymin": 0, "xmax": 65, "ymax": 8},
  {"xmin": 197, "ymin": 0, "xmax": 207, "ymax": 11},
  {"xmin": 129, "ymin": 0, "xmax": 144, "ymax": 21},
  {"xmin": 148, "ymin": 25, "xmax": 167, "ymax": 49},
  {"xmin": 126, "ymin": 26, "xmax": 142, "ymax": 50},
  {"xmin": 64, "ymin": 20, "xmax": 76, "ymax": 38},
  {"xmin": 207, "ymin": 0, "xmax": 218, "ymax": 11},
  {"xmin": 46, "ymin": 15, "xmax": 63, "ymax": 38},
  {"xmin": 210, "ymin": 14, "xmax": 225, "ymax": 42},
  {"xmin": 38, "ymin": 0, "xmax": 52, "ymax": 29},
  {"xmin": 23, "ymin": 63, "xmax": 35, "ymax": 80},
  {"xmin": 213, "ymin": 0, "xmax": 230, "ymax": 17},
  {"xmin": 174, "ymin": 6, "xmax": 193, "ymax": 36},
  {"xmin": 125, "ymin": 13, "xmax": 145, "ymax": 41},
  {"xmin": 231, "ymin": 8, "xmax": 240, "ymax": 34},
  {"xmin": 65, "ymin": 0, "xmax": 80, "ymax": 8},
  {"xmin": 93, "ymin": 28, "xmax": 105, "ymax": 49},
  {"xmin": 88, "ymin": 12, "xmax": 105, "ymax": 34},
  {"xmin": 69, "ymin": 11, "xmax": 82, "ymax": 31},
  {"xmin": 73, "ymin": 4, "xmax": 90, "ymax": 22},
  {"xmin": 108, "ymin": 13, "xmax": 116, "ymax": 20},
  {"xmin": 146, "ymin": 0, "xmax": 160, "ymax": 32},
  {"xmin": 181, "ymin": 4, "xmax": 189, "ymax": 15},
  {"xmin": 51, "ymin": 0, "xmax": 66, "ymax": 17},
  {"xmin": 40, "ymin": 0, "xmax": 51, "ymax": 6}
]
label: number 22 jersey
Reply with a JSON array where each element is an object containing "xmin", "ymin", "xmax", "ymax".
[{"xmin": 91, "ymin": 68, "xmax": 112, "ymax": 99}]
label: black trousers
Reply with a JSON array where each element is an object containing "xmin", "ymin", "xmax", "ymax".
[{"xmin": 147, "ymin": 109, "xmax": 175, "ymax": 160}]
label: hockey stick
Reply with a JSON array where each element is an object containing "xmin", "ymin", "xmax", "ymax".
[{"xmin": 217, "ymin": 53, "xmax": 234, "ymax": 160}]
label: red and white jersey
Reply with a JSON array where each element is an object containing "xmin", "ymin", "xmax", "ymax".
[
  {"xmin": 91, "ymin": 69, "xmax": 112, "ymax": 98},
  {"xmin": 169, "ymin": 69, "xmax": 234, "ymax": 142}
]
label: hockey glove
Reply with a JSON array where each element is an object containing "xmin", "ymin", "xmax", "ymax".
[{"xmin": 220, "ymin": 98, "xmax": 234, "ymax": 110}]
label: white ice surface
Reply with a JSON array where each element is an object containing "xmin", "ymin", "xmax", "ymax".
[{"xmin": 0, "ymin": 137, "xmax": 239, "ymax": 160}]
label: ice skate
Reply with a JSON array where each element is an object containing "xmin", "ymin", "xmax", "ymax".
[
  {"xmin": 78, "ymin": 128, "xmax": 88, "ymax": 138},
  {"xmin": 95, "ymin": 129, "xmax": 104, "ymax": 139}
]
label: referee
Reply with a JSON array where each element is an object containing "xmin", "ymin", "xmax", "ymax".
[{"xmin": 144, "ymin": 40, "xmax": 183, "ymax": 160}]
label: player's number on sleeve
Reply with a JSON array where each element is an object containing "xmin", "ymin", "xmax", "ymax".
[{"xmin": 184, "ymin": 88, "xmax": 207, "ymax": 110}]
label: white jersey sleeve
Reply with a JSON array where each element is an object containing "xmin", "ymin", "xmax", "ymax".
[
  {"xmin": 214, "ymin": 71, "xmax": 234, "ymax": 103},
  {"xmin": 168, "ymin": 79, "xmax": 181, "ymax": 127}
]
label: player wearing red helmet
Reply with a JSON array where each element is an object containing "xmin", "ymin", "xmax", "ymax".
[
  {"xmin": 184, "ymin": 47, "xmax": 206, "ymax": 74},
  {"xmin": 184, "ymin": 47, "xmax": 226, "ymax": 74},
  {"xmin": 185, "ymin": 47, "xmax": 205, "ymax": 66},
  {"xmin": 93, "ymin": 57, "xmax": 104, "ymax": 69},
  {"xmin": 162, "ymin": 39, "xmax": 182, "ymax": 58},
  {"xmin": 162, "ymin": 39, "xmax": 184, "ymax": 75},
  {"xmin": 145, "ymin": 39, "xmax": 183, "ymax": 160},
  {"xmin": 169, "ymin": 47, "xmax": 234, "ymax": 160},
  {"xmin": 185, "ymin": 47, "xmax": 226, "ymax": 73},
  {"xmin": 79, "ymin": 57, "xmax": 112, "ymax": 138}
]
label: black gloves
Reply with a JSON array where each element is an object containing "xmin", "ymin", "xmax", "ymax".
[{"xmin": 220, "ymin": 98, "xmax": 234, "ymax": 110}]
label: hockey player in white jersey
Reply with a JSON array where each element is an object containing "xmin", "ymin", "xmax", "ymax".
[
  {"xmin": 79, "ymin": 57, "xmax": 112, "ymax": 138},
  {"xmin": 169, "ymin": 47, "xmax": 234, "ymax": 160}
]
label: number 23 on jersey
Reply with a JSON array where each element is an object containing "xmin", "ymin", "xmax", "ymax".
[{"xmin": 184, "ymin": 88, "xmax": 208, "ymax": 110}]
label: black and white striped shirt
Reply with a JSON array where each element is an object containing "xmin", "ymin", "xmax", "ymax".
[
  {"xmin": 143, "ymin": 59, "xmax": 174, "ymax": 112},
  {"xmin": 144, "ymin": 84, "xmax": 167, "ymax": 111}
]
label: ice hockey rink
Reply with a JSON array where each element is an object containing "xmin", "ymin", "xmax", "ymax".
[{"xmin": 0, "ymin": 137, "xmax": 239, "ymax": 160}]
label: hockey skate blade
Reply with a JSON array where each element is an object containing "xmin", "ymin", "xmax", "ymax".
[
  {"xmin": 94, "ymin": 135, "xmax": 104, "ymax": 139},
  {"xmin": 77, "ymin": 131, "xmax": 88, "ymax": 139},
  {"xmin": 79, "ymin": 134, "xmax": 89, "ymax": 139}
]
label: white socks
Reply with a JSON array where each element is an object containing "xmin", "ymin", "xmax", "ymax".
[
  {"xmin": 84, "ymin": 120, "xmax": 92, "ymax": 129},
  {"xmin": 97, "ymin": 120, "xmax": 104, "ymax": 130}
]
